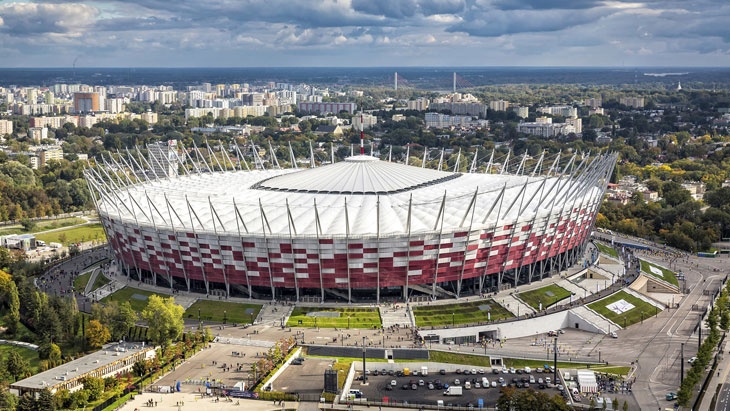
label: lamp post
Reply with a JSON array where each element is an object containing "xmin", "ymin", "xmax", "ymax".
[
  {"xmin": 452, "ymin": 312, "xmax": 455, "ymax": 327},
  {"xmin": 348, "ymin": 316, "xmax": 351, "ymax": 330},
  {"xmin": 198, "ymin": 308, "xmax": 201, "ymax": 323},
  {"xmin": 224, "ymin": 310, "xmax": 227, "ymax": 324},
  {"xmin": 362, "ymin": 336, "xmax": 367, "ymax": 384}
]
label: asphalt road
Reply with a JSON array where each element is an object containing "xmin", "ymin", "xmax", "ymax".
[{"xmin": 717, "ymin": 383, "xmax": 730, "ymax": 411}]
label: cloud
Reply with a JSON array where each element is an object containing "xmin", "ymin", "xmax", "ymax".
[{"xmin": 0, "ymin": 2, "xmax": 99, "ymax": 35}]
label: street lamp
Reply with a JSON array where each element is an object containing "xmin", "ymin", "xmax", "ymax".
[
  {"xmin": 348, "ymin": 316, "xmax": 351, "ymax": 330},
  {"xmin": 362, "ymin": 336, "xmax": 367, "ymax": 383},
  {"xmin": 452, "ymin": 312, "xmax": 455, "ymax": 327},
  {"xmin": 224, "ymin": 310, "xmax": 227, "ymax": 324},
  {"xmin": 198, "ymin": 308, "xmax": 201, "ymax": 323}
]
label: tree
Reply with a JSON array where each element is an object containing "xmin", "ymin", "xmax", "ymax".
[
  {"xmin": 15, "ymin": 393, "xmax": 36, "ymax": 411},
  {"xmin": 5, "ymin": 351, "xmax": 29, "ymax": 381},
  {"xmin": 38, "ymin": 342, "xmax": 62, "ymax": 366},
  {"xmin": 82, "ymin": 376, "xmax": 104, "ymax": 401},
  {"xmin": 87, "ymin": 319, "xmax": 111, "ymax": 348},
  {"xmin": 0, "ymin": 387, "xmax": 18, "ymax": 410},
  {"xmin": 37, "ymin": 388, "xmax": 55, "ymax": 411},
  {"xmin": 132, "ymin": 360, "xmax": 149, "ymax": 377},
  {"xmin": 141, "ymin": 295, "xmax": 184, "ymax": 347},
  {"xmin": 0, "ymin": 270, "xmax": 20, "ymax": 334}
]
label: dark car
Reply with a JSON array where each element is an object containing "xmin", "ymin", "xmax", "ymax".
[
  {"xmin": 291, "ymin": 358, "xmax": 304, "ymax": 365},
  {"xmin": 440, "ymin": 369, "xmax": 447, "ymax": 375}
]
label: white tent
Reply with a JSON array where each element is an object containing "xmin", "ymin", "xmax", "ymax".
[{"xmin": 576, "ymin": 370, "xmax": 598, "ymax": 393}]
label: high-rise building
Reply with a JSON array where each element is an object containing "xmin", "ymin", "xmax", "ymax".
[
  {"xmin": 73, "ymin": 92, "xmax": 101, "ymax": 113},
  {"xmin": 620, "ymin": 97, "xmax": 645, "ymax": 109},
  {"xmin": 0, "ymin": 119, "xmax": 13, "ymax": 135},
  {"xmin": 146, "ymin": 140, "xmax": 178, "ymax": 178},
  {"xmin": 514, "ymin": 106, "xmax": 529, "ymax": 119},
  {"xmin": 489, "ymin": 100, "xmax": 510, "ymax": 111},
  {"xmin": 352, "ymin": 113, "xmax": 378, "ymax": 130},
  {"xmin": 29, "ymin": 127, "xmax": 48, "ymax": 143}
]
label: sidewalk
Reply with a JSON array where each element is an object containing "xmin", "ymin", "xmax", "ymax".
[{"xmin": 696, "ymin": 338, "xmax": 729, "ymax": 411}]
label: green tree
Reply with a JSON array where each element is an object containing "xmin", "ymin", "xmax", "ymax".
[
  {"xmin": 132, "ymin": 360, "xmax": 148, "ymax": 377},
  {"xmin": 0, "ymin": 270, "xmax": 20, "ymax": 334},
  {"xmin": 87, "ymin": 319, "xmax": 111, "ymax": 348},
  {"xmin": 622, "ymin": 400, "xmax": 628, "ymax": 411},
  {"xmin": 37, "ymin": 388, "xmax": 55, "ymax": 411},
  {"xmin": 38, "ymin": 342, "xmax": 62, "ymax": 366},
  {"xmin": 0, "ymin": 387, "xmax": 18, "ymax": 410},
  {"xmin": 5, "ymin": 351, "xmax": 29, "ymax": 381},
  {"xmin": 141, "ymin": 295, "xmax": 184, "ymax": 347},
  {"xmin": 15, "ymin": 393, "xmax": 36, "ymax": 411},
  {"xmin": 82, "ymin": 376, "xmax": 104, "ymax": 401}
]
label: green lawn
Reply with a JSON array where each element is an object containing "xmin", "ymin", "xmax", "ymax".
[
  {"xmin": 92, "ymin": 273, "xmax": 111, "ymax": 290},
  {"xmin": 595, "ymin": 242, "xmax": 618, "ymax": 258},
  {"xmin": 640, "ymin": 260, "xmax": 679, "ymax": 286},
  {"xmin": 100, "ymin": 287, "xmax": 166, "ymax": 313},
  {"xmin": 429, "ymin": 351, "xmax": 492, "ymax": 367},
  {"xmin": 185, "ymin": 300, "xmax": 262, "ymax": 324},
  {"xmin": 412, "ymin": 300, "xmax": 514, "ymax": 327},
  {"xmin": 73, "ymin": 271, "xmax": 93, "ymax": 292},
  {"xmin": 517, "ymin": 284, "xmax": 572, "ymax": 310},
  {"xmin": 0, "ymin": 217, "xmax": 87, "ymax": 236},
  {"xmin": 35, "ymin": 223, "xmax": 106, "ymax": 246},
  {"xmin": 588, "ymin": 290, "xmax": 662, "ymax": 328},
  {"xmin": 287, "ymin": 307, "xmax": 382, "ymax": 329},
  {"xmin": 0, "ymin": 344, "xmax": 40, "ymax": 380}
]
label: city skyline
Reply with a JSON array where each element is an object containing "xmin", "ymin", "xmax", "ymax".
[{"xmin": 0, "ymin": 0, "xmax": 728, "ymax": 68}]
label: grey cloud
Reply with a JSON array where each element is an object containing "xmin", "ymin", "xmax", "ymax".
[
  {"xmin": 447, "ymin": 7, "xmax": 611, "ymax": 37},
  {"xmin": 0, "ymin": 2, "xmax": 98, "ymax": 35},
  {"xmin": 351, "ymin": 0, "xmax": 418, "ymax": 18}
]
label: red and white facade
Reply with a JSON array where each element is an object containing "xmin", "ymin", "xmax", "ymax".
[{"xmin": 86, "ymin": 149, "xmax": 616, "ymax": 302}]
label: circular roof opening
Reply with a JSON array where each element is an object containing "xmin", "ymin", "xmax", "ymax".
[{"xmin": 252, "ymin": 155, "xmax": 462, "ymax": 195}]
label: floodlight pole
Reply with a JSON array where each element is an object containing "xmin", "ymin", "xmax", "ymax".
[{"xmin": 362, "ymin": 336, "xmax": 367, "ymax": 384}]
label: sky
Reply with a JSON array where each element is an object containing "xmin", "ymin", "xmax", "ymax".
[{"xmin": 0, "ymin": 0, "xmax": 729, "ymax": 67}]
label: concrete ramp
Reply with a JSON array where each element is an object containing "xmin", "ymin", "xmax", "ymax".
[
  {"xmin": 634, "ymin": 273, "xmax": 679, "ymax": 294},
  {"xmin": 569, "ymin": 305, "xmax": 620, "ymax": 335},
  {"xmin": 498, "ymin": 293, "xmax": 536, "ymax": 317}
]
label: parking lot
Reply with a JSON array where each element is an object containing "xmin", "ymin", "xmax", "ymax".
[
  {"xmin": 349, "ymin": 367, "xmax": 565, "ymax": 408},
  {"xmin": 274, "ymin": 357, "xmax": 336, "ymax": 395}
]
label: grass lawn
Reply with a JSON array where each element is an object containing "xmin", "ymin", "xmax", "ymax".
[
  {"xmin": 595, "ymin": 242, "xmax": 618, "ymax": 259},
  {"xmin": 412, "ymin": 300, "xmax": 513, "ymax": 327},
  {"xmin": 73, "ymin": 271, "xmax": 93, "ymax": 292},
  {"xmin": 92, "ymin": 273, "xmax": 111, "ymax": 290},
  {"xmin": 185, "ymin": 300, "xmax": 262, "ymax": 324},
  {"xmin": 588, "ymin": 290, "xmax": 662, "ymax": 328},
  {"xmin": 503, "ymin": 358, "xmax": 596, "ymax": 369},
  {"xmin": 0, "ymin": 344, "xmax": 40, "ymax": 378},
  {"xmin": 0, "ymin": 217, "xmax": 86, "ymax": 236},
  {"xmin": 100, "ymin": 286, "xmax": 166, "ymax": 313},
  {"xmin": 517, "ymin": 284, "xmax": 571, "ymax": 310},
  {"xmin": 287, "ymin": 307, "xmax": 382, "ymax": 328},
  {"xmin": 640, "ymin": 259, "xmax": 679, "ymax": 286},
  {"xmin": 35, "ymin": 223, "xmax": 106, "ymax": 246},
  {"xmin": 430, "ymin": 351, "xmax": 492, "ymax": 367}
]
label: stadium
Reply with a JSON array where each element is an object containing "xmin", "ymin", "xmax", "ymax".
[{"xmin": 85, "ymin": 144, "xmax": 617, "ymax": 303}]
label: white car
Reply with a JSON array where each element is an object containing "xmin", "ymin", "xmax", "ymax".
[
  {"xmin": 391, "ymin": 380, "xmax": 397, "ymax": 386},
  {"xmin": 688, "ymin": 356, "xmax": 697, "ymax": 364}
]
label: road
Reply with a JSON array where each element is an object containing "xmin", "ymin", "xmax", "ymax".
[{"xmin": 717, "ymin": 382, "xmax": 730, "ymax": 411}]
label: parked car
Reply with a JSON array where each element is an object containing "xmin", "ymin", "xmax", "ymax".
[
  {"xmin": 390, "ymin": 380, "xmax": 397, "ymax": 386},
  {"xmin": 688, "ymin": 356, "xmax": 697, "ymax": 364},
  {"xmin": 666, "ymin": 392, "xmax": 677, "ymax": 401}
]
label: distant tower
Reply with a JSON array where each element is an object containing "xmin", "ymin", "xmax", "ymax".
[
  {"xmin": 677, "ymin": 81, "xmax": 682, "ymax": 91},
  {"xmin": 360, "ymin": 111, "xmax": 365, "ymax": 155},
  {"xmin": 453, "ymin": 72, "xmax": 457, "ymax": 93},
  {"xmin": 394, "ymin": 72, "xmax": 398, "ymax": 91}
]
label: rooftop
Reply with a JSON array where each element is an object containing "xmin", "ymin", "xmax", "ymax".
[{"xmin": 11, "ymin": 343, "xmax": 153, "ymax": 392}]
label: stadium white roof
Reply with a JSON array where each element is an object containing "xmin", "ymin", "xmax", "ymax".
[{"xmin": 88, "ymin": 152, "xmax": 615, "ymax": 237}]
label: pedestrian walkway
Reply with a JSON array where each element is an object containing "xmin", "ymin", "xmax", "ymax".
[
  {"xmin": 379, "ymin": 304, "xmax": 411, "ymax": 328},
  {"xmin": 498, "ymin": 293, "xmax": 535, "ymax": 317}
]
